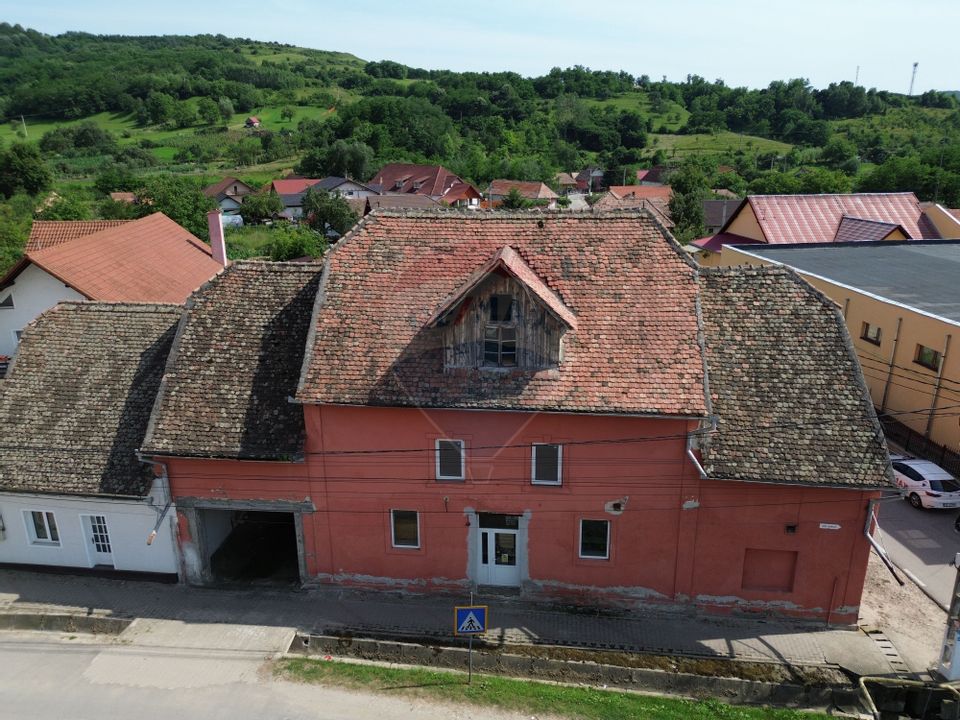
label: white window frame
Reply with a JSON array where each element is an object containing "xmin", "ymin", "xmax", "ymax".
[
  {"xmin": 579, "ymin": 518, "xmax": 610, "ymax": 560},
  {"xmin": 23, "ymin": 510, "xmax": 60, "ymax": 547},
  {"xmin": 531, "ymin": 443, "xmax": 563, "ymax": 485},
  {"xmin": 435, "ymin": 439, "xmax": 465, "ymax": 481},
  {"xmin": 390, "ymin": 509, "xmax": 420, "ymax": 549}
]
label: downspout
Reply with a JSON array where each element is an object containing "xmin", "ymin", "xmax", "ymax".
[
  {"xmin": 137, "ymin": 454, "xmax": 173, "ymax": 545},
  {"xmin": 686, "ymin": 416, "xmax": 717, "ymax": 480},
  {"xmin": 864, "ymin": 498, "xmax": 904, "ymax": 586},
  {"xmin": 880, "ymin": 317, "xmax": 902, "ymax": 414},
  {"xmin": 925, "ymin": 333, "xmax": 952, "ymax": 439}
]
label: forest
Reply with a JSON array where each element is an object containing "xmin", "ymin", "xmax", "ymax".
[{"xmin": 1, "ymin": 23, "xmax": 959, "ymax": 263}]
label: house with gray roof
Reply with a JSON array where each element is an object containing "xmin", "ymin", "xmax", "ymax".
[{"xmin": 0, "ymin": 302, "xmax": 182, "ymax": 578}]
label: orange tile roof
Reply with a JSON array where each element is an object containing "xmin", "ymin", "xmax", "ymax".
[
  {"xmin": 487, "ymin": 180, "xmax": 558, "ymax": 200},
  {"xmin": 27, "ymin": 220, "xmax": 132, "ymax": 252},
  {"xmin": 271, "ymin": 178, "xmax": 323, "ymax": 195},
  {"xmin": 297, "ymin": 211, "xmax": 707, "ymax": 415},
  {"xmin": 20, "ymin": 213, "xmax": 223, "ymax": 303},
  {"xmin": 369, "ymin": 163, "xmax": 466, "ymax": 197},
  {"xmin": 736, "ymin": 193, "xmax": 939, "ymax": 244}
]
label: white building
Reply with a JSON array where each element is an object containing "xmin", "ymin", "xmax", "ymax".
[{"xmin": 0, "ymin": 302, "xmax": 183, "ymax": 579}]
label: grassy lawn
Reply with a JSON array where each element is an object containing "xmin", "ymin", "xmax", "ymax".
[
  {"xmin": 586, "ymin": 92, "xmax": 690, "ymax": 131},
  {"xmin": 650, "ymin": 131, "xmax": 793, "ymax": 157},
  {"xmin": 276, "ymin": 657, "xmax": 828, "ymax": 720}
]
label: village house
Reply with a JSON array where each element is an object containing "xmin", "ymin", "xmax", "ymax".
[
  {"xmin": 691, "ymin": 192, "xmax": 960, "ymax": 265},
  {"xmin": 0, "ymin": 213, "xmax": 225, "ymax": 359},
  {"xmin": 0, "ymin": 302, "xmax": 182, "ymax": 578},
  {"xmin": 369, "ymin": 163, "xmax": 482, "ymax": 207},
  {"xmin": 485, "ymin": 180, "xmax": 559, "ymax": 208},
  {"xmin": 140, "ymin": 211, "xmax": 889, "ymax": 624},
  {"xmin": 719, "ymin": 240, "xmax": 960, "ymax": 453},
  {"xmin": 202, "ymin": 176, "xmax": 256, "ymax": 215},
  {"xmin": 553, "ymin": 172, "xmax": 578, "ymax": 195}
]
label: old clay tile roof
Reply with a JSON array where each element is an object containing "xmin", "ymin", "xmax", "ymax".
[
  {"xmin": 203, "ymin": 176, "xmax": 254, "ymax": 199},
  {"xmin": 428, "ymin": 245, "xmax": 577, "ymax": 330},
  {"xmin": 608, "ymin": 185, "xmax": 672, "ymax": 201},
  {"xmin": 366, "ymin": 194, "xmax": 441, "ymax": 212},
  {"xmin": 699, "ymin": 265, "xmax": 890, "ymax": 488},
  {"xmin": 0, "ymin": 302, "xmax": 181, "ymax": 496},
  {"xmin": 487, "ymin": 180, "xmax": 559, "ymax": 200},
  {"xmin": 142, "ymin": 261, "xmax": 324, "ymax": 460},
  {"xmin": 271, "ymin": 178, "xmax": 323, "ymax": 196},
  {"xmin": 297, "ymin": 211, "xmax": 707, "ymax": 415},
  {"xmin": 833, "ymin": 215, "xmax": 905, "ymax": 242},
  {"xmin": 11, "ymin": 213, "xmax": 223, "ymax": 303},
  {"xmin": 27, "ymin": 220, "xmax": 131, "ymax": 252},
  {"xmin": 735, "ymin": 192, "xmax": 940, "ymax": 244}
]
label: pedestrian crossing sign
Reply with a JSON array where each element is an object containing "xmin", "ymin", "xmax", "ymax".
[{"xmin": 454, "ymin": 605, "xmax": 488, "ymax": 635}]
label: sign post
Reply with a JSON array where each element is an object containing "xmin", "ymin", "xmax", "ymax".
[{"xmin": 454, "ymin": 596, "xmax": 488, "ymax": 684}]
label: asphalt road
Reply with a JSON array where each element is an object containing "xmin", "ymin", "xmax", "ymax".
[
  {"xmin": 876, "ymin": 495, "xmax": 960, "ymax": 609},
  {"xmin": 0, "ymin": 632, "xmax": 526, "ymax": 720}
]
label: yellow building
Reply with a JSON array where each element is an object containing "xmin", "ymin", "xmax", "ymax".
[
  {"xmin": 720, "ymin": 241, "xmax": 960, "ymax": 451},
  {"xmin": 691, "ymin": 193, "xmax": 960, "ymax": 267}
]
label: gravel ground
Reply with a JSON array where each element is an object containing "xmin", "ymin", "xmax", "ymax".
[{"xmin": 860, "ymin": 552, "xmax": 948, "ymax": 673}]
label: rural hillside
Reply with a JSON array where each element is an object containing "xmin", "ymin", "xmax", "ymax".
[{"xmin": 1, "ymin": 23, "xmax": 959, "ymax": 265}]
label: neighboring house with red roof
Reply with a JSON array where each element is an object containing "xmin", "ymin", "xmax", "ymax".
[
  {"xmin": 369, "ymin": 163, "xmax": 481, "ymax": 207},
  {"xmin": 109, "ymin": 192, "xmax": 137, "ymax": 205},
  {"xmin": 245, "ymin": 116, "xmax": 261, "ymax": 128},
  {"xmin": 692, "ymin": 192, "xmax": 960, "ymax": 266},
  {"xmin": 141, "ymin": 211, "xmax": 889, "ymax": 624},
  {"xmin": 202, "ymin": 177, "xmax": 256, "ymax": 215},
  {"xmin": 591, "ymin": 190, "xmax": 673, "ymax": 227},
  {"xmin": 0, "ymin": 213, "xmax": 224, "ymax": 357},
  {"xmin": 486, "ymin": 180, "xmax": 559, "ymax": 208},
  {"xmin": 554, "ymin": 172, "xmax": 578, "ymax": 194}
]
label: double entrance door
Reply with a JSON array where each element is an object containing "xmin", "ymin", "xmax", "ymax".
[{"xmin": 476, "ymin": 513, "xmax": 521, "ymax": 587}]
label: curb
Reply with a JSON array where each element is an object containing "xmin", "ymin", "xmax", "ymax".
[
  {"xmin": 0, "ymin": 612, "xmax": 131, "ymax": 635},
  {"xmin": 888, "ymin": 558, "xmax": 950, "ymax": 613},
  {"xmin": 289, "ymin": 632, "xmax": 853, "ymax": 709}
]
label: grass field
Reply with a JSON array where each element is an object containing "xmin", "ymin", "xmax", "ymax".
[
  {"xmin": 650, "ymin": 131, "xmax": 793, "ymax": 157},
  {"xmin": 276, "ymin": 658, "xmax": 828, "ymax": 720},
  {"xmin": 586, "ymin": 91, "xmax": 690, "ymax": 131}
]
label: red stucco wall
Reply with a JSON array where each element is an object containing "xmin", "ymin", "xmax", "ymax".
[{"xmin": 164, "ymin": 405, "xmax": 879, "ymax": 623}]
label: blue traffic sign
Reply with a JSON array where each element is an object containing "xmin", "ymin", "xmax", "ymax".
[{"xmin": 454, "ymin": 605, "xmax": 488, "ymax": 635}]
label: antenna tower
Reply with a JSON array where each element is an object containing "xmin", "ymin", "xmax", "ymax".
[{"xmin": 909, "ymin": 62, "xmax": 919, "ymax": 96}]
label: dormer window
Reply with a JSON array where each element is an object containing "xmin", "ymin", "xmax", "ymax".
[{"xmin": 484, "ymin": 295, "xmax": 516, "ymax": 367}]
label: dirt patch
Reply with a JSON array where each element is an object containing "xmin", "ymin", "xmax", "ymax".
[{"xmin": 859, "ymin": 552, "xmax": 946, "ymax": 673}]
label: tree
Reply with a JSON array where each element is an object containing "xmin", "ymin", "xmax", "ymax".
[
  {"xmin": 135, "ymin": 175, "xmax": 216, "ymax": 237},
  {"xmin": 170, "ymin": 101, "xmax": 196, "ymax": 129},
  {"xmin": 265, "ymin": 224, "xmax": 325, "ymax": 261},
  {"xmin": 145, "ymin": 91, "xmax": 176, "ymax": 125},
  {"xmin": 500, "ymin": 187, "xmax": 530, "ymax": 209},
  {"xmin": 217, "ymin": 96, "xmax": 235, "ymax": 122},
  {"xmin": 280, "ymin": 106, "xmax": 295, "ymax": 122},
  {"xmin": 324, "ymin": 139, "xmax": 373, "ymax": 179},
  {"xmin": 0, "ymin": 143, "xmax": 52, "ymax": 198},
  {"xmin": 239, "ymin": 192, "xmax": 284, "ymax": 223},
  {"xmin": 36, "ymin": 194, "xmax": 91, "ymax": 220},
  {"xmin": 301, "ymin": 187, "xmax": 358, "ymax": 236},
  {"xmin": 197, "ymin": 97, "xmax": 221, "ymax": 125},
  {"xmin": 667, "ymin": 162, "xmax": 709, "ymax": 242}
]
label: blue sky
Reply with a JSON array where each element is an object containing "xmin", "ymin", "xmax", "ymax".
[{"xmin": 3, "ymin": 0, "xmax": 958, "ymax": 93}]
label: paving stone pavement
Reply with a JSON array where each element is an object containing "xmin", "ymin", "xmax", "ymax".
[{"xmin": 0, "ymin": 569, "xmax": 893, "ymax": 674}]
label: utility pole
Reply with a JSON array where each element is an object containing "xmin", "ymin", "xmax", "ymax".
[
  {"xmin": 855, "ymin": 65, "xmax": 860, "ymax": 85},
  {"xmin": 909, "ymin": 62, "xmax": 919, "ymax": 96}
]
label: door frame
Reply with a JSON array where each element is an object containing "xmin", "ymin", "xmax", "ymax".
[
  {"xmin": 79, "ymin": 513, "xmax": 114, "ymax": 568},
  {"xmin": 466, "ymin": 509, "xmax": 530, "ymax": 588}
]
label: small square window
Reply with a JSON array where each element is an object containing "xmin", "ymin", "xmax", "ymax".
[
  {"xmin": 26, "ymin": 510, "xmax": 60, "ymax": 546},
  {"xmin": 0, "ymin": 294, "xmax": 12, "ymax": 309},
  {"xmin": 391, "ymin": 510, "xmax": 419, "ymax": 548},
  {"xmin": 579, "ymin": 519, "xmax": 609, "ymax": 559},
  {"xmin": 915, "ymin": 344, "xmax": 942, "ymax": 371},
  {"xmin": 436, "ymin": 439, "xmax": 465, "ymax": 480},
  {"xmin": 532, "ymin": 444, "xmax": 562, "ymax": 485},
  {"xmin": 860, "ymin": 322, "xmax": 881, "ymax": 346}
]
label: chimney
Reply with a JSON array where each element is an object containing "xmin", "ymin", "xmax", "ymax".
[{"xmin": 207, "ymin": 209, "xmax": 227, "ymax": 266}]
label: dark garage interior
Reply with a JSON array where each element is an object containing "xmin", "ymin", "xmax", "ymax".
[{"xmin": 202, "ymin": 509, "xmax": 300, "ymax": 585}]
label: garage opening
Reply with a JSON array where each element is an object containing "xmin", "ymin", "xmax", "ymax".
[{"xmin": 199, "ymin": 509, "xmax": 300, "ymax": 585}]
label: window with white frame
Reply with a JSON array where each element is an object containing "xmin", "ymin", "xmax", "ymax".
[
  {"xmin": 391, "ymin": 509, "xmax": 420, "ymax": 548},
  {"xmin": 25, "ymin": 510, "xmax": 60, "ymax": 546},
  {"xmin": 579, "ymin": 519, "xmax": 609, "ymax": 559},
  {"xmin": 435, "ymin": 439, "xmax": 465, "ymax": 480},
  {"xmin": 532, "ymin": 443, "xmax": 562, "ymax": 485}
]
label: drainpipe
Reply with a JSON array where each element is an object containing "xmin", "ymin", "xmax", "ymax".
[
  {"xmin": 864, "ymin": 498, "xmax": 904, "ymax": 586},
  {"xmin": 137, "ymin": 454, "xmax": 173, "ymax": 545},
  {"xmin": 925, "ymin": 333, "xmax": 952, "ymax": 439},
  {"xmin": 686, "ymin": 417, "xmax": 717, "ymax": 480},
  {"xmin": 880, "ymin": 317, "xmax": 902, "ymax": 414}
]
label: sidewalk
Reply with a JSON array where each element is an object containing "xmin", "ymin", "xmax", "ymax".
[{"xmin": 0, "ymin": 568, "xmax": 896, "ymax": 677}]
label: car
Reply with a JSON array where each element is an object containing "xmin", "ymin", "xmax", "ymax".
[{"xmin": 890, "ymin": 456, "xmax": 960, "ymax": 509}]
